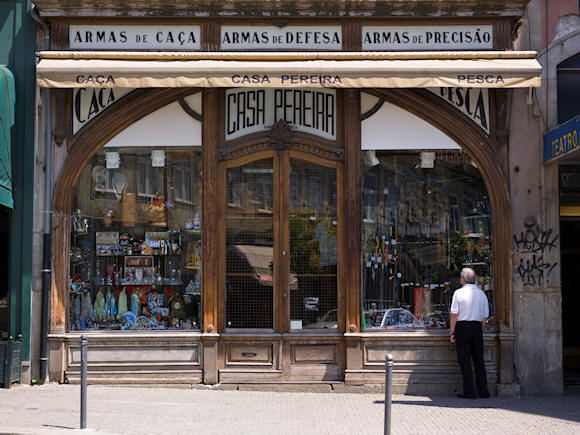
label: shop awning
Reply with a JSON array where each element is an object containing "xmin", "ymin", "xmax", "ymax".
[
  {"xmin": 0, "ymin": 66, "xmax": 14, "ymax": 209},
  {"xmin": 36, "ymin": 51, "xmax": 541, "ymax": 89}
]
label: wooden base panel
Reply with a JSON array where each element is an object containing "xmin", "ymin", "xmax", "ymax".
[
  {"xmin": 219, "ymin": 369, "xmax": 283, "ymax": 383},
  {"xmin": 50, "ymin": 333, "xmax": 501, "ymax": 391},
  {"xmin": 66, "ymin": 370, "xmax": 203, "ymax": 385}
]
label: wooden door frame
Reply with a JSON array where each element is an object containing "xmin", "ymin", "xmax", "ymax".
[{"xmin": 216, "ymin": 147, "xmax": 345, "ymax": 334}]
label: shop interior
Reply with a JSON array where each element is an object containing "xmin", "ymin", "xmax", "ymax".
[
  {"xmin": 361, "ymin": 150, "xmax": 493, "ymax": 331},
  {"xmin": 69, "ymin": 146, "xmax": 202, "ymax": 331}
]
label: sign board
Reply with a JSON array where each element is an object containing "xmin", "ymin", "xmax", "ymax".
[
  {"xmin": 543, "ymin": 115, "xmax": 580, "ymax": 164},
  {"xmin": 69, "ymin": 25, "xmax": 201, "ymax": 50},
  {"xmin": 427, "ymin": 88, "xmax": 489, "ymax": 134},
  {"xmin": 304, "ymin": 297, "xmax": 320, "ymax": 311},
  {"xmin": 221, "ymin": 26, "xmax": 342, "ymax": 50},
  {"xmin": 225, "ymin": 88, "xmax": 336, "ymax": 141},
  {"xmin": 362, "ymin": 25, "xmax": 493, "ymax": 50},
  {"xmin": 73, "ymin": 88, "xmax": 134, "ymax": 134}
]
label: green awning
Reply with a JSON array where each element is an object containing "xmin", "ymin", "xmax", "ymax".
[{"xmin": 0, "ymin": 66, "xmax": 14, "ymax": 209}]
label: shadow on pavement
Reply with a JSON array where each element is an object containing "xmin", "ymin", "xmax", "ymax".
[
  {"xmin": 373, "ymin": 394, "xmax": 580, "ymax": 424},
  {"xmin": 42, "ymin": 424, "xmax": 77, "ymax": 430}
]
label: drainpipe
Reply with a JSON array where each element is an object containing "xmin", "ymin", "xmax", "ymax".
[{"xmin": 30, "ymin": 3, "xmax": 51, "ymax": 383}]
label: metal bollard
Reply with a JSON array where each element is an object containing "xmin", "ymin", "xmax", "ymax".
[
  {"xmin": 384, "ymin": 354, "xmax": 393, "ymax": 435},
  {"xmin": 80, "ymin": 334, "xmax": 88, "ymax": 429}
]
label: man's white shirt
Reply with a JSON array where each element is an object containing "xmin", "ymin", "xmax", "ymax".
[{"xmin": 450, "ymin": 283, "xmax": 489, "ymax": 321}]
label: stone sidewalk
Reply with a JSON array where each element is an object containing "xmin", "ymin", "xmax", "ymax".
[{"xmin": 0, "ymin": 384, "xmax": 579, "ymax": 434}]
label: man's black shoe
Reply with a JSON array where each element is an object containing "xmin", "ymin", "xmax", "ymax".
[
  {"xmin": 457, "ymin": 393, "xmax": 477, "ymax": 399},
  {"xmin": 478, "ymin": 393, "xmax": 490, "ymax": 398}
]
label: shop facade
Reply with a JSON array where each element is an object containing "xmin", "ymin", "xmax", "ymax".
[{"xmin": 34, "ymin": 1, "xmax": 542, "ymax": 393}]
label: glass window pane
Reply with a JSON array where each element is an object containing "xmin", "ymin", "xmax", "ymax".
[
  {"xmin": 69, "ymin": 147, "xmax": 202, "ymax": 331},
  {"xmin": 290, "ymin": 159, "xmax": 338, "ymax": 330},
  {"xmin": 361, "ymin": 150, "xmax": 493, "ymax": 331},
  {"xmin": 226, "ymin": 159, "xmax": 274, "ymax": 329}
]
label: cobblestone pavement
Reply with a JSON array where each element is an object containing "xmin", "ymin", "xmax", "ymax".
[{"xmin": 0, "ymin": 384, "xmax": 579, "ymax": 434}]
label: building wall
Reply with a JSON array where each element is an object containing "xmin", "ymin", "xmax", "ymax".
[
  {"xmin": 0, "ymin": 0, "xmax": 37, "ymax": 384},
  {"xmin": 511, "ymin": 0, "xmax": 580, "ymax": 394},
  {"xmin": 541, "ymin": 0, "xmax": 579, "ymax": 46}
]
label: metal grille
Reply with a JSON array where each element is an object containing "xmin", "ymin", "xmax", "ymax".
[
  {"xmin": 225, "ymin": 159, "xmax": 274, "ymax": 329},
  {"xmin": 289, "ymin": 159, "xmax": 338, "ymax": 330}
]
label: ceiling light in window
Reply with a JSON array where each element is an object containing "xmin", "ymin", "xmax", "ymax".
[
  {"xmin": 105, "ymin": 151, "xmax": 120, "ymax": 169},
  {"xmin": 151, "ymin": 150, "xmax": 165, "ymax": 167},
  {"xmin": 420, "ymin": 152, "xmax": 435, "ymax": 168}
]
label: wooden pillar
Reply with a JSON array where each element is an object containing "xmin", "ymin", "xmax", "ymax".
[
  {"xmin": 342, "ymin": 22, "xmax": 362, "ymax": 51},
  {"xmin": 343, "ymin": 90, "xmax": 361, "ymax": 333},
  {"xmin": 202, "ymin": 88, "xmax": 221, "ymax": 384},
  {"xmin": 202, "ymin": 88, "xmax": 220, "ymax": 334},
  {"xmin": 274, "ymin": 151, "xmax": 290, "ymax": 333}
]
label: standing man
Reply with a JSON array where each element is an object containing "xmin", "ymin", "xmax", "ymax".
[{"xmin": 449, "ymin": 267, "xmax": 490, "ymax": 399}]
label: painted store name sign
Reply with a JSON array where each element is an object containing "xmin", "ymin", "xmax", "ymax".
[
  {"xmin": 226, "ymin": 88, "xmax": 336, "ymax": 141},
  {"xmin": 69, "ymin": 25, "xmax": 201, "ymax": 49},
  {"xmin": 68, "ymin": 25, "xmax": 491, "ymax": 51},
  {"xmin": 362, "ymin": 25, "xmax": 493, "ymax": 50},
  {"xmin": 73, "ymin": 87, "xmax": 133, "ymax": 134},
  {"xmin": 221, "ymin": 26, "xmax": 342, "ymax": 50},
  {"xmin": 427, "ymin": 87, "xmax": 489, "ymax": 134}
]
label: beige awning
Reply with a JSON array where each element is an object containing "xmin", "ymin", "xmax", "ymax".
[{"xmin": 36, "ymin": 51, "xmax": 542, "ymax": 89}]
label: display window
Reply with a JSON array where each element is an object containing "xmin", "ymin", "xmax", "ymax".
[
  {"xmin": 361, "ymin": 150, "xmax": 493, "ymax": 331},
  {"xmin": 69, "ymin": 146, "xmax": 202, "ymax": 331}
]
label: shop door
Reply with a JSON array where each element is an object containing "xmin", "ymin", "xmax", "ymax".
[{"xmin": 222, "ymin": 150, "xmax": 339, "ymax": 332}]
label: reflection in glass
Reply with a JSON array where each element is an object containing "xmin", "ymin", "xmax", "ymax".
[
  {"xmin": 290, "ymin": 159, "xmax": 338, "ymax": 330},
  {"xmin": 225, "ymin": 159, "xmax": 274, "ymax": 329},
  {"xmin": 361, "ymin": 151, "xmax": 493, "ymax": 331},
  {"xmin": 69, "ymin": 147, "xmax": 202, "ymax": 331}
]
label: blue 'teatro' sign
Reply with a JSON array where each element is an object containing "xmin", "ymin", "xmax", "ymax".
[{"xmin": 543, "ymin": 115, "xmax": 579, "ymax": 163}]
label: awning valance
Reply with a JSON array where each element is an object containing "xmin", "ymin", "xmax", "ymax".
[
  {"xmin": 0, "ymin": 66, "xmax": 15, "ymax": 209},
  {"xmin": 37, "ymin": 51, "xmax": 541, "ymax": 89}
]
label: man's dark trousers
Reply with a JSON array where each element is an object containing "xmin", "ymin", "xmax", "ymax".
[{"xmin": 455, "ymin": 320, "xmax": 489, "ymax": 397}]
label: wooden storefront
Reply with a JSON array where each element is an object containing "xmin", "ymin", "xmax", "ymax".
[{"xmin": 36, "ymin": 1, "xmax": 539, "ymax": 393}]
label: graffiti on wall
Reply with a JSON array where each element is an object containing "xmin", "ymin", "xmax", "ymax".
[{"xmin": 513, "ymin": 217, "xmax": 559, "ymax": 286}]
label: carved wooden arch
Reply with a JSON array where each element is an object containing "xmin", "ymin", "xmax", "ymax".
[
  {"xmin": 50, "ymin": 87, "xmax": 202, "ymax": 333},
  {"xmin": 370, "ymin": 88, "xmax": 512, "ymax": 331},
  {"xmin": 218, "ymin": 126, "xmax": 344, "ymax": 162}
]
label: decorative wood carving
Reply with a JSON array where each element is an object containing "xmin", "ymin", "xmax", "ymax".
[
  {"xmin": 219, "ymin": 131, "xmax": 344, "ymax": 162},
  {"xmin": 178, "ymin": 97, "xmax": 203, "ymax": 121},
  {"xmin": 360, "ymin": 96, "xmax": 386, "ymax": 121},
  {"xmin": 52, "ymin": 90, "xmax": 67, "ymax": 147},
  {"xmin": 269, "ymin": 120, "xmax": 292, "ymax": 150}
]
